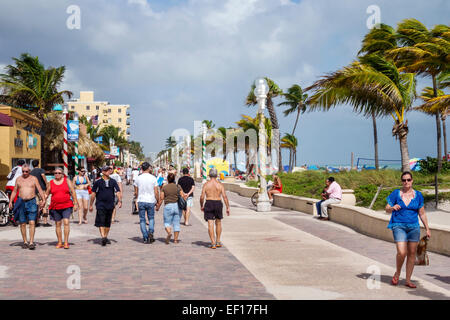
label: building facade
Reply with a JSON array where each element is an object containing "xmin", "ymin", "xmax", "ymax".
[
  {"xmin": 68, "ymin": 91, "xmax": 130, "ymax": 140},
  {"xmin": 0, "ymin": 105, "xmax": 42, "ymax": 189}
]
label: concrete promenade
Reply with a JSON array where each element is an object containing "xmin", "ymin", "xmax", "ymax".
[{"xmin": 0, "ymin": 182, "xmax": 449, "ymax": 299}]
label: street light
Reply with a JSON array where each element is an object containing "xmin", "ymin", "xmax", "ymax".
[{"xmin": 254, "ymin": 78, "xmax": 271, "ymax": 212}]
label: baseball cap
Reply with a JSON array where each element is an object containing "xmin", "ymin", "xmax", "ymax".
[{"xmin": 101, "ymin": 165, "xmax": 111, "ymax": 172}]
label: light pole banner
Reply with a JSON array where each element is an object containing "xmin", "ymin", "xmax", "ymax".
[
  {"xmin": 67, "ymin": 120, "xmax": 79, "ymax": 142},
  {"xmin": 110, "ymin": 146, "xmax": 120, "ymax": 156}
]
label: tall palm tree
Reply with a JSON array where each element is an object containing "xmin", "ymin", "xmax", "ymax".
[
  {"xmin": 358, "ymin": 23, "xmax": 399, "ymax": 170},
  {"xmin": 236, "ymin": 114, "xmax": 272, "ymax": 177},
  {"xmin": 387, "ymin": 19, "xmax": 450, "ymax": 171},
  {"xmin": 0, "ymin": 53, "xmax": 72, "ymax": 122},
  {"xmin": 306, "ymin": 54, "xmax": 416, "ymax": 172},
  {"xmin": 416, "ymin": 86, "xmax": 449, "ymax": 160},
  {"xmin": 278, "ymin": 84, "xmax": 308, "ymax": 136},
  {"xmin": 281, "ymin": 133, "xmax": 298, "ymax": 172},
  {"xmin": 246, "ymin": 77, "xmax": 283, "ymax": 172},
  {"xmin": 202, "ymin": 120, "xmax": 215, "ymax": 129}
]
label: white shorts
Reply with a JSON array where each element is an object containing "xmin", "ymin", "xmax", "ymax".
[
  {"xmin": 186, "ymin": 197, "xmax": 194, "ymax": 208},
  {"xmin": 76, "ymin": 189, "xmax": 90, "ymax": 200}
]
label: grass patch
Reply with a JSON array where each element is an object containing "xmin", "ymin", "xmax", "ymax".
[{"xmin": 245, "ymin": 170, "xmax": 450, "ymax": 210}]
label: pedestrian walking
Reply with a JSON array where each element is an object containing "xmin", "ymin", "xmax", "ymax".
[
  {"xmin": 199, "ymin": 168, "xmax": 230, "ymax": 249},
  {"xmin": 72, "ymin": 166, "xmax": 91, "ymax": 225},
  {"xmin": 30, "ymin": 159, "xmax": 51, "ymax": 227},
  {"xmin": 318, "ymin": 177, "xmax": 342, "ymax": 221},
  {"xmin": 126, "ymin": 165, "xmax": 132, "ymax": 185},
  {"xmin": 89, "ymin": 166, "xmax": 122, "ymax": 246},
  {"xmin": 177, "ymin": 167, "xmax": 195, "ymax": 226},
  {"xmin": 46, "ymin": 167, "xmax": 78, "ymax": 249},
  {"xmin": 385, "ymin": 171, "xmax": 431, "ymax": 288},
  {"xmin": 5, "ymin": 159, "xmax": 25, "ymax": 203},
  {"xmin": 110, "ymin": 167, "xmax": 123, "ymax": 223},
  {"xmin": 158, "ymin": 173, "xmax": 185, "ymax": 244},
  {"xmin": 8, "ymin": 164, "xmax": 46, "ymax": 250},
  {"xmin": 132, "ymin": 167, "xmax": 140, "ymax": 185},
  {"xmin": 134, "ymin": 162, "xmax": 159, "ymax": 243}
]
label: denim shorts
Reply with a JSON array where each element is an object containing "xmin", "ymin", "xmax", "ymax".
[
  {"xmin": 50, "ymin": 207, "xmax": 73, "ymax": 222},
  {"xmin": 392, "ymin": 225, "xmax": 420, "ymax": 242},
  {"xmin": 186, "ymin": 197, "xmax": 193, "ymax": 208},
  {"xmin": 18, "ymin": 198, "xmax": 38, "ymax": 224}
]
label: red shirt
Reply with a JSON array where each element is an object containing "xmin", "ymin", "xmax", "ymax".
[{"xmin": 49, "ymin": 178, "xmax": 73, "ymax": 210}]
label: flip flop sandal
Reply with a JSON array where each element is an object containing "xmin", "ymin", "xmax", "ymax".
[
  {"xmin": 405, "ymin": 282, "xmax": 417, "ymax": 288},
  {"xmin": 216, "ymin": 242, "xmax": 223, "ymax": 248},
  {"xmin": 56, "ymin": 243, "xmax": 64, "ymax": 249},
  {"xmin": 391, "ymin": 274, "xmax": 399, "ymax": 286},
  {"xmin": 209, "ymin": 244, "xmax": 217, "ymax": 249},
  {"xmin": 64, "ymin": 243, "xmax": 70, "ymax": 249}
]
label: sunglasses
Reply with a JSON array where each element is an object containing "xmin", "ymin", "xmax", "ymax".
[
  {"xmin": 402, "ymin": 178, "xmax": 412, "ymax": 182},
  {"xmin": 54, "ymin": 172, "xmax": 63, "ymax": 175},
  {"xmin": 22, "ymin": 170, "xmax": 30, "ymax": 173}
]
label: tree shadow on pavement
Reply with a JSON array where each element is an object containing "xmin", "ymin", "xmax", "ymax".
[
  {"xmin": 426, "ymin": 274, "xmax": 450, "ymax": 285},
  {"xmin": 191, "ymin": 241, "xmax": 211, "ymax": 248},
  {"xmin": 357, "ymin": 273, "xmax": 450, "ymax": 300}
]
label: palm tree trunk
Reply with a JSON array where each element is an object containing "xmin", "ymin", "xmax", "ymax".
[
  {"xmin": 291, "ymin": 107, "xmax": 301, "ymax": 136},
  {"xmin": 289, "ymin": 149, "xmax": 292, "ymax": 172},
  {"xmin": 433, "ymin": 75, "xmax": 442, "ymax": 172},
  {"xmin": 442, "ymin": 114, "xmax": 448, "ymax": 162},
  {"xmin": 372, "ymin": 112, "xmax": 379, "ymax": 170},
  {"xmin": 267, "ymin": 98, "xmax": 282, "ymax": 172},
  {"xmin": 397, "ymin": 126, "xmax": 410, "ymax": 172}
]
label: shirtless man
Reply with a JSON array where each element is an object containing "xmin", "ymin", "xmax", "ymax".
[
  {"xmin": 199, "ymin": 168, "xmax": 230, "ymax": 249},
  {"xmin": 8, "ymin": 164, "xmax": 46, "ymax": 250}
]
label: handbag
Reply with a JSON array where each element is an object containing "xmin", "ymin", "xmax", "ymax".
[
  {"xmin": 177, "ymin": 186, "xmax": 187, "ymax": 210},
  {"xmin": 87, "ymin": 186, "xmax": 92, "ymax": 194}
]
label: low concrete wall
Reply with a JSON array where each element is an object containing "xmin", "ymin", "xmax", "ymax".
[{"xmin": 223, "ymin": 182, "xmax": 450, "ymax": 256}]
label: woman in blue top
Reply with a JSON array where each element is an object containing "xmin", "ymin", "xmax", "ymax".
[{"xmin": 385, "ymin": 171, "xmax": 431, "ymax": 288}]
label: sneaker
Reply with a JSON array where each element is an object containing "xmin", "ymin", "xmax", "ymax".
[{"xmin": 101, "ymin": 238, "xmax": 107, "ymax": 246}]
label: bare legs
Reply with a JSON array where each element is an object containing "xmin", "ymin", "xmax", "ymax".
[
  {"xmin": 77, "ymin": 198, "xmax": 88, "ymax": 224},
  {"xmin": 183, "ymin": 207, "xmax": 191, "ymax": 225},
  {"xmin": 268, "ymin": 190, "xmax": 280, "ymax": 200},
  {"xmin": 55, "ymin": 219, "xmax": 70, "ymax": 245},
  {"xmin": 207, "ymin": 219, "xmax": 222, "ymax": 245},
  {"xmin": 394, "ymin": 241, "xmax": 418, "ymax": 286},
  {"xmin": 99, "ymin": 227, "xmax": 110, "ymax": 239}
]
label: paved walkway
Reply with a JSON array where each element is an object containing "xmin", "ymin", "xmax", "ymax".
[
  {"xmin": 1, "ymin": 182, "xmax": 449, "ymax": 300},
  {"xmin": 191, "ymin": 186, "xmax": 450, "ymax": 300},
  {"xmin": 0, "ymin": 184, "xmax": 272, "ymax": 300}
]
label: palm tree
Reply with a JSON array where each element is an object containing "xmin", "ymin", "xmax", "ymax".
[
  {"xmin": 306, "ymin": 54, "xmax": 416, "ymax": 172},
  {"xmin": 281, "ymin": 133, "xmax": 298, "ymax": 172},
  {"xmin": 202, "ymin": 120, "xmax": 215, "ymax": 129},
  {"xmin": 236, "ymin": 114, "xmax": 272, "ymax": 177},
  {"xmin": 387, "ymin": 19, "xmax": 450, "ymax": 172},
  {"xmin": 0, "ymin": 53, "xmax": 72, "ymax": 122},
  {"xmin": 416, "ymin": 86, "xmax": 449, "ymax": 160},
  {"xmin": 246, "ymin": 77, "xmax": 283, "ymax": 172},
  {"xmin": 358, "ymin": 23, "xmax": 399, "ymax": 170},
  {"xmin": 278, "ymin": 84, "xmax": 308, "ymax": 136}
]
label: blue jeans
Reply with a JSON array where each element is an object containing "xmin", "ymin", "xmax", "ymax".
[
  {"xmin": 138, "ymin": 202, "xmax": 156, "ymax": 240},
  {"xmin": 163, "ymin": 203, "xmax": 181, "ymax": 232},
  {"xmin": 316, "ymin": 200, "xmax": 325, "ymax": 216}
]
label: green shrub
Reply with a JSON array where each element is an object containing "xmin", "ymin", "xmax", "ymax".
[{"xmin": 419, "ymin": 157, "xmax": 450, "ymax": 174}]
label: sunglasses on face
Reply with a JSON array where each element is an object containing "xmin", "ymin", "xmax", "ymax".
[
  {"xmin": 55, "ymin": 172, "xmax": 63, "ymax": 175},
  {"xmin": 402, "ymin": 178, "xmax": 412, "ymax": 182},
  {"xmin": 22, "ymin": 170, "xmax": 30, "ymax": 173}
]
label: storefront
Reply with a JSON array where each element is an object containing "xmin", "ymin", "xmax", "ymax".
[{"xmin": 0, "ymin": 105, "xmax": 41, "ymax": 189}]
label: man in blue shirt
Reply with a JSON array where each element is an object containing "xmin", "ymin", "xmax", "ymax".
[{"xmin": 89, "ymin": 166, "xmax": 122, "ymax": 246}]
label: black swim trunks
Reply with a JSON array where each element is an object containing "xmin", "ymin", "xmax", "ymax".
[{"xmin": 204, "ymin": 200, "xmax": 223, "ymax": 221}]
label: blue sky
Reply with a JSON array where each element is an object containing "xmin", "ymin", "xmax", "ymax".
[{"xmin": 0, "ymin": 0, "xmax": 449, "ymax": 166}]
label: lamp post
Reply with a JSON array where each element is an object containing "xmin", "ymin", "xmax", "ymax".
[
  {"xmin": 62, "ymin": 104, "xmax": 69, "ymax": 177},
  {"xmin": 202, "ymin": 122, "xmax": 207, "ymax": 184},
  {"xmin": 255, "ymin": 78, "xmax": 271, "ymax": 212}
]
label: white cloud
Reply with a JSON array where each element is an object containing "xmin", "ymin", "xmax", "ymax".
[{"xmin": 127, "ymin": 0, "xmax": 160, "ymax": 18}]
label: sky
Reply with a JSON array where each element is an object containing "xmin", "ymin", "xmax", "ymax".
[{"xmin": 0, "ymin": 0, "xmax": 449, "ymax": 166}]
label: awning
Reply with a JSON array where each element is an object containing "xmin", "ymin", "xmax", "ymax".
[{"xmin": 0, "ymin": 113, "xmax": 13, "ymax": 126}]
